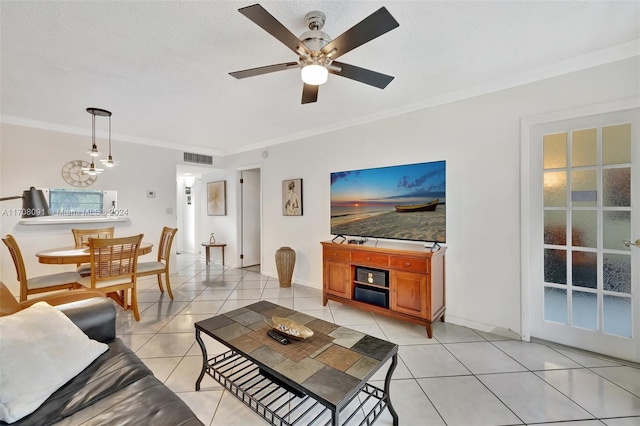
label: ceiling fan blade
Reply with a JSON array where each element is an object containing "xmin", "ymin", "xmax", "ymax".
[
  {"xmin": 239, "ymin": 4, "xmax": 311, "ymax": 56},
  {"xmin": 229, "ymin": 62, "xmax": 300, "ymax": 79},
  {"xmin": 321, "ymin": 7, "xmax": 399, "ymax": 60},
  {"xmin": 301, "ymin": 83, "xmax": 319, "ymax": 104},
  {"xmin": 329, "ymin": 61, "xmax": 394, "ymax": 89}
]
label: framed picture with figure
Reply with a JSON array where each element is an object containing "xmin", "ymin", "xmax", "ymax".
[
  {"xmin": 282, "ymin": 179, "xmax": 302, "ymax": 216},
  {"xmin": 207, "ymin": 181, "xmax": 226, "ymax": 216}
]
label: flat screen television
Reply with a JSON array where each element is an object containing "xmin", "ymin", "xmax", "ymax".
[{"xmin": 330, "ymin": 160, "xmax": 446, "ymax": 243}]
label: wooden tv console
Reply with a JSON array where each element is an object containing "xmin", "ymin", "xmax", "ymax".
[{"xmin": 321, "ymin": 241, "xmax": 446, "ymax": 338}]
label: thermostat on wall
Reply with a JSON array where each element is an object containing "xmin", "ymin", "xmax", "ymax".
[{"xmin": 147, "ymin": 191, "xmax": 156, "ymax": 198}]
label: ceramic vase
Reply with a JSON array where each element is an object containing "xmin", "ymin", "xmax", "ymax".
[{"xmin": 275, "ymin": 246, "xmax": 295, "ymax": 288}]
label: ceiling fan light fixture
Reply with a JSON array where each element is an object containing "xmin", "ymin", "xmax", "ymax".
[{"xmin": 301, "ymin": 64, "xmax": 328, "ymax": 85}]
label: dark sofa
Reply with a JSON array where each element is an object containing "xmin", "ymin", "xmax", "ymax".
[{"xmin": 2, "ymin": 295, "xmax": 203, "ymax": 426}]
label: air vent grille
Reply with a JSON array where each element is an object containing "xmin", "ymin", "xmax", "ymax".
[{"xmin": 184, "ymin": 152, "xmax": 213, "ymax": 165}]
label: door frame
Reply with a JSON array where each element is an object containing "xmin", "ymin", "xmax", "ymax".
[
  {"xmin": 520, "ymin": 97, "xmax": 639, "ymax": 342},
  {"xmin": 237, "ymin": 164, "xmax": 262, "ymax": 270}
]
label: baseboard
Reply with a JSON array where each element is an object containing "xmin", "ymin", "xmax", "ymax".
[{"xmin": 446, "ymin": 315, "xmax": 522, "ymax": 341}]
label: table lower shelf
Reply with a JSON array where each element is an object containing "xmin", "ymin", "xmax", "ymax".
[{"xmin": 203, "ymin": 350, "xmax": 389, "ymax": 426}]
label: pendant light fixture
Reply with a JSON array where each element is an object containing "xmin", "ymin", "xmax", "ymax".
[
  {"xmin": 82, "ymin": 108, "xmax": 111, "ymax": 175},
  {"xmin": 98, "ymin": 108, "xmax": 119, "ymax": 168}
]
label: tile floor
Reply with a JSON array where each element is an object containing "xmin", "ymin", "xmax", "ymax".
[{"xmin": 116, "ymin": 254, "xmax": 640, "ymax": 426}]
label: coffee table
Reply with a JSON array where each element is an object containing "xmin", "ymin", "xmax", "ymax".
[{"xmin": 195, "ymin": 301, "xmax": 399, "ymax": 426}]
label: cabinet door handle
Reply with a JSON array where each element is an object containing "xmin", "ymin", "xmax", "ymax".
[
  {"xmin": 405, "ymin": 262, "xmax": 411, "ymax": 267},
  {"xmin": 333, "ymin": 252, "xmax": 338, "ymax": 256},
  {"xmin": 366, "ymin": 257, "xmax": 371, "ymax": 261}
]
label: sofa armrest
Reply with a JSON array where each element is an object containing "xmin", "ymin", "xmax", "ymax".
[{"xmin": 57, "ymin": 298, "xmax": 117, "ymax": 343}]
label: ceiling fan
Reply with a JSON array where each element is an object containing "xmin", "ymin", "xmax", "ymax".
[{"xmin": 229, "ymin": 4, "xmax": 399, "ymax": 104}]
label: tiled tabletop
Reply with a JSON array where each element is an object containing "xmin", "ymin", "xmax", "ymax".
[{"xmin": 195, "ymin": 300, "xmax": 398, "ymax": 407}]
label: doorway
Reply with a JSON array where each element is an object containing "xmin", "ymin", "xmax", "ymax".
[
  {"xmin": 240, "ymin": 168, "xmax": 261, "ymax": 268},
  {"xmin": 526, "ymin": 107, "xmax": 639, "ymax": 362}
]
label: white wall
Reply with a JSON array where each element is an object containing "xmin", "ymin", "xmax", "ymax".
[
  {"xmin": 218, "ymin": 57, "xmax": 639, "ymax": 336},
  {"xmin": 199, "ymin": 167, "xmax": 240, "ymax": 267},
  {"xmin": 0, "ymin": 124, "xmax": 180, "ymax": 294},
  {"xmin": 2, "ymin": 57, "xmax": 637, "ymax": 338}
]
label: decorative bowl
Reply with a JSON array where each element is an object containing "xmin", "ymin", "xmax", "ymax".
[{"xmin": 265, "ymin": 317, "xmax": 314, "ymax": 340}]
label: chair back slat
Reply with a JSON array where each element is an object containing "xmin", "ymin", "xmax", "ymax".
[
  {"xmin": 72, "ymin": 227, "xmax": 115, "ymax": 247},
  {"xmin": 1, "ymin": 235, "xmax": 26, "ymax": 286},
  {"xmin": 157, "ymin": 227, "xmax": 178, "ymax": 262},
  {"xmin": 89, "ymin": 235, "xmax": 142, "ymax": 284}
]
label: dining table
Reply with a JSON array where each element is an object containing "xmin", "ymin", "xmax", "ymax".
[
  {"xmin": 36, "ymin": 242, "xmax": 154, "ymax": 312},
  {"xmin": 36, "ymin": 242, "xmax": 154, "ymax": 265}
]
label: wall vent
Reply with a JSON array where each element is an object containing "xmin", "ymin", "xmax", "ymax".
[{"xmin": 183, "ymin": 152, "xmax": 213, "ymax": 165}]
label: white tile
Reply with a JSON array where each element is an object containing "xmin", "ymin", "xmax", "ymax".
[
  {"xmin": 194, "ymin": 289, "xmax": 233, "ymax": 301},
  {"xmin": 293, "ymin": 296, "xmax": 329, "ymax": 311},
  {"xmin": 400, "ymin": 344, "xmax": 470, "ymax": 378},
  {"xmin": 344, "ymin": 324, "xmax": 388, "ymax": 341},
  {"xmin": 179, "ymin": 300, "xmax": 225, "ymax": 315},
  {"xmin": 536, "ymin": 369, "xmax": 640, "ymax": 418},
  {"xmin": 293, "ymin": 285, "xmax": 323, "ymax": 298},
  {"xmin": 219, "ymin": 299, "xmax": 260, "ymax": 313},
  {"xmin": 374, "ymin": 315, "xmax": 437, "ymax": 345},
  {"xmin": 473, "ymin": 329, "xmax": 515, "ymax": 341},
  {"xmin": 116, "ymin": 333, "xmax": 155, "ymax": 352},
  {"xmin": 590, "ymin": 366, "xmax": 640, "ymax": 397},
  {"xmin": 210, "ymin": 391, "xmax": 268, "ymax": 425},
  {"xmin": 228, "ymin": 288, "xmax": 264, "ymax": 300},
  {"xmin": 478, "ymin": 371, "xmax": 594, "ymax": 423},
  {"xmin": 176, "ymin": 390, "xmax": 223, "ymax": 426},
  {"xmin": 117, "ymin": 315, "xmax": 173, "ymax": 334},
  {"xmin": 186, "ymin": 334, "xmax": 231, "ymax": 357},
  {"xmin": 296, "ymin": 309, "xmax": 335, "ymax": 323},
  {"xmin": 175, "ymin": 281, "xmax": 218, "ymax": 292},
  {"xmin": 555, "ymin": 348, "xmax": 624, "ymax": 368},
  {"xmin": 432, "ymin": 321, "xmax": 485, "ymax": 343},
  {"xmin": 141, "ymin": 300, "xmax": 191, "ymax": 317},
  {"xmin": 493, "ymin": 340, "xmax": 583, "ymax": 370},
  {"xmin": 159, "ymin": 314, "xmax": 214, "ymax": 333},
  {"xmin": 136, "ymin": 332, "xmax": 196, "ymax": 358},
  {"xmin": 260, "ymin": 287, "xmax": 293, "ymax": 299},
  {"xmin": 535, "ymin": 421, "xmax": 607, "ymax": 426},
  {"xmin": 417, "ymin": 376, "xmax": 522, "ymax": 426},
  {"xmin": 331, "ymin": 306, "xmax": 377, "ymax": 325},
  {"xmin": 260, "ymin": 298, "xmax": 294, "ymax": 309},
  {"xmin": 141, "ymin": 356, "xmax": 182, "ymax": 382},
  {"xmin": 365, "ymin": 379, "xmax": 446, "ymax": 426},
  {"xmin": 369, "ymin": 355, "xmax": 413, "ymax": 381},
  {"xmin": 165, "ymin": 355, "xmax": 222, "ymax": 393},
  {"xmin": 602, "ymin": 417, "xmax": 640, "ymax": 426},
  {"xmin": 444, "ymin": 342, "xmax": 527, "ymax": 374},
  {"xmin": 167, "ymin": 288, "xmax": 202, "ymax": 301}
]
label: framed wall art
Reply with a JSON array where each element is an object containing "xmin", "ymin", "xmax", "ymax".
[
  {"xmin": 282, "ymin": 178, "xmax": 302, "ymax": 216},
  {"xmin": 207, "ymin": 180, "xmax": 226, "ymax": 216}
]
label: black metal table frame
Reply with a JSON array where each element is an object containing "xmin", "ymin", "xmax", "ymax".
[{"xmin": 195, "ymin": 328, "xmax": 399, "ymax": 426}]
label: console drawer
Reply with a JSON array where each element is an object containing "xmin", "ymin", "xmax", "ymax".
[
  {"xmin": 390, "ymin": 256, "xmax": 428, "ymax": 273},
  {"xmin": 323, "ymin": 247, "xmax": 350, "ymax": 262},
  {"xmin": 351, "ymin": 251, "xmax": 389, "ymax": 268}
]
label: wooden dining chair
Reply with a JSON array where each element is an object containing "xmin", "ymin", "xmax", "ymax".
[
  {"xmin": 77, "ymin": 234, "xmax": 144, "ymax": 321},
  {"xmin": 2, "ymin": 234, "xmax": 82, "ymax": 302},
  {"xmin": 137, "ymin": 227, "xmax": 178, "ymax": 299},
  {"xmin": 71, "ymin": 227, "xmax": 115, "ymax": 276}
]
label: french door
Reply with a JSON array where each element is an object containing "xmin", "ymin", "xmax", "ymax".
[{"xmin": 529, "ymin": 108, "xmax": 639, "ymax": 362}]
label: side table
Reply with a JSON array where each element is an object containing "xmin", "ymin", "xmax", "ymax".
[{"xmin": 201, "ymin": 242, "xmax": 226, "ymax": 266}]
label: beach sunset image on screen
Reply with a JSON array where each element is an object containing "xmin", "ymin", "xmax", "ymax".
[{"xmin": 330, "ymin": 160, "xmax": 446, "ymax": 243}]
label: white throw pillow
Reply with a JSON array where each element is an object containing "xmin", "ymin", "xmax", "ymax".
[{"xmin": 0, "ymin": 301, "xmax": 108, "ymax": 423}]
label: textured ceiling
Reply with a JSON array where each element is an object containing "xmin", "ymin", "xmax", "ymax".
[{"xmin": 1, "ymin": 1, "xmax": 639, "ymax": 156}]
